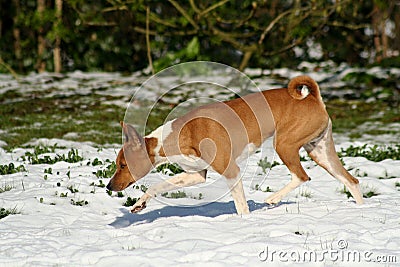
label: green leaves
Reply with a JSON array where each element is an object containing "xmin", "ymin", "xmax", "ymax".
[
  {"xmin": 0, "ymin": 163, "xmax": 26, "ymax": 175},
  {"xmin": 153, "ymin": 37, "xmax": 200, "ymax": 72},
  {"xmin": 339, "ymin": 144, "xmax": 400, "ymax": 162},
  {"xmin": 22, "ymin": 148, "xmax": 83, "ymax": 165},
  {"xmin": 0, "ymin": 207, "xmax": 20, "ymax": 220}
]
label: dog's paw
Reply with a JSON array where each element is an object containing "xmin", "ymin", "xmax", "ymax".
[
  {"xmin": 265, "ymin": 194, "xmax": 281, "ymax": 205},
  {"xmin": 131, "ymin": 201, "xmax": 147, "ymax": 213}
]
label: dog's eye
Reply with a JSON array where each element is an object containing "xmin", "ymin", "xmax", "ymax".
[{"xmin": 120, "ymin": 164, "xmax": 126, "ymax": 169}]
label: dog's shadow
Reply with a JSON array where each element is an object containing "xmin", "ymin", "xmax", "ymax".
[{"xmin": 109, "ymin": 200, "xmax": 289, "ymax": 228}]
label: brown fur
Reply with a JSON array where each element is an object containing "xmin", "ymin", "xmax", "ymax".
[{"xmin": 107, "ymin": 76, "xmax": 363, "ymax": 214}]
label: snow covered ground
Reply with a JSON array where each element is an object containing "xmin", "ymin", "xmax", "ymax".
[
  {"xmin": 0, "ymin": 138, "xmax": 399, "ymax": 266},
  {"xmin": 1, "ymin": 65, "xmax": 400, "ymax": 266}
]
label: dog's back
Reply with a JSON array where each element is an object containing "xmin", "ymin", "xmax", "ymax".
[{"xmin": 107, "ymin": 76, "xmax": 363, "ymax": 215}]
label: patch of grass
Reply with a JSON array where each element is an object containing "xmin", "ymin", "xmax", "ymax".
[
  {"xmin": 70, "ymin": 199, "xmax": 88, "ymax": 206},
  {"xmin": 340, "ymin": 185, "xmax": 379, "ymax": 199},
  {"xmin": 123, "ymin": 196, "xmax": 138, "ymax": 207},
  {"xmin": 327, "ymin": 100, "xmax": 399, "ymax": 134},
  {"xmin": 296, "ymin": 187, "xmax": 312, "ymax": 199},
  {"xmin": 338, "ymin": 144, "xmax": 400, "ymax": 162},
  {"xmin": 162, "ymin": 190, "xmax": 187, "ymax": 199},
  {"xmin": 155, "ymin": 163, "xmax": 184, "ymax": 176},
  {"xmin": 0, "ymin": 163, "xmax": 26, "ymax": 175},
  {"xmin": 351, "ymin": 168, "xmax": 368, "ymax": 177},
  {"xmin": 67, "ymin": 185, "xmax": 79, "ymax": 193},
  {"xmin": 0, "ymin": 207, "xmax": 20, "ymax": 219},
  {"xmin": 21, "ymin": 148, "xmax": 83, "ymax": 164},
  {"xmin": 90, "ymin": 158, "xmax": 103, "ymax": 166},
  {"xmin": 134, "ymin": 184, "xmax": 148, "ymax": 193},
  {"xmin": 161, "ymin": 191, "xmax": 203, "ymax": 200},
  {"xmin": 90, "ymin": 180, "xmax": 106, "ymax": 188},
  {"xmin": 25, "ymin": 144, "xmax": 62, "ymax": 155},
  {"xmin": 0, "ymin": 184, "xmax": 14, "ymax": 193},
  {"xmin": 364, "ymin": 190, "xmax": 379, "ymax": 198},
  {"xmin": 94, "ymin": 161, "xmax": 116, "ymax": 178},
  {"xmin": 339, "ymin": 185, "xmax": 353, "ymax": 199},
  {"xmin": 254, "ymin": 184, "xmax": 273, "ymax": 192},
  {"xmin": 257, "ymin": 157, "xmax": 280, "ymax": 174},
  {"xmin": 0, "ymin": 92, "xmax": 124, "ymax": 149},
  {"xmin": 395, "ymin": 182, "xmax": 400, "ymax": 190}
]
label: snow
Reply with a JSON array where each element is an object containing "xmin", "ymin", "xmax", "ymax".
[
  {"xmin": 1, "ymin": 67, "xmax": 399, "ymax": 266},
  {"xmin": 0, "ymin": 138, "xmax": 399, "ymax": 266}
]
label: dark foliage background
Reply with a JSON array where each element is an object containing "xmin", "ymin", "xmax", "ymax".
[{"xmin": 0, "ymin": 0, "xmax": 399, "ymax": 74}]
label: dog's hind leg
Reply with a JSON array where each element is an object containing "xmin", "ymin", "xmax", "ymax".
[
  {"xmin": 303, "ymin": 120, "xmax": 364, "ymax": 204},
  {"xmin": 265, "ymin": 144, "xmax": 309, "ymax": 205},
  {"xmin": 131, "ymin": 170, "xmax": 207, "ymax": 213}
]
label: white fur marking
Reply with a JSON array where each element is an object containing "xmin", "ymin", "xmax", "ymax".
[
  {"xmin": 146, "ymin": 119, "xmax": 174, "ymax": 141},
  {"xmin": 145, "ymin": 119, "xmax": 175, "ymax": 164},
  {"xmin": 300, "ymin": 85, "xmax": 310, "ymax": 98}
]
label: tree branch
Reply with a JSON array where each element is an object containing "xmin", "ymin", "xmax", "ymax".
[
  {"xmin": 168, "ymin": 0, "xmax": 199, "ymax": 30},
  {"xmin": 0, "ymin": 56, "xmax": 19, "ymax": 82},
  {"xmin": 199, "ymin": 0, "xmax": 229, "ymax": 17},
  {"xmin": 262, "ymin": 38, "xmax": 303, "ymax": 57},
  {"xmin": 327, "ymin": 21, "xmax": 369, "ymax": 30},
  {"xmin": 259, "ymin": 7, "xmax": 309, "ymax": 45}
]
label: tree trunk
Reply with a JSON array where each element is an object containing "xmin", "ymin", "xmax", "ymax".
[
  {"xmin": 372, "ymin": 3, "xmax": 389, "ymax": 63},
  {"xmin": 394, "ymin": 10, "xmax": 400, "ymax": 52},
  {"xmin": 36, "ymin": 0, "xmax": 46, "ymax": 73},
  {"xmin": 239, "ymin": 50, "xmax": 253, "ymax": 71},
  {"xmin": 12, "ymin": 0, "xmax": 23, "ymax": 72},
  {"xmin": 53, "ymin": 0, "xmax": 62, "ymax": 73}
]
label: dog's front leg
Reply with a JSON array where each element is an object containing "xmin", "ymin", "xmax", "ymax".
[
  {"xmin": 131, "ymin": 170, "xmax": 207, "ymax": 213},
  {"xmin": 226, "ymin": 174, "xmax": 250, "ymax": 215}
]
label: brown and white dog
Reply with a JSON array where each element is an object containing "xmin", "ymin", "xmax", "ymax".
[{"xmin": 107, "ymin": 76, "xmax": 364, "ymax": 215}]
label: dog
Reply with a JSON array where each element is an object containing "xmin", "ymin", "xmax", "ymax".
[{"xmin": 106, "ymin": 76, "xmax": 364, "ymax": 215}]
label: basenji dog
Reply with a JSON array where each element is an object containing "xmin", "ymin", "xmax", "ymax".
[{"xmin": 107, "ymin": 76, "xmax": 364, "ymax": 215}]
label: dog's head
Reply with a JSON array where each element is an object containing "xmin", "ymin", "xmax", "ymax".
[{"xmin": 106, "ymin": 122, "xmax": 153, "ymax": 192}]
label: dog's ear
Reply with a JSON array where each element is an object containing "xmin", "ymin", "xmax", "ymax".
[{"xmin": 121, "ymin": 122, "xmax": 144, "ymax": 150}]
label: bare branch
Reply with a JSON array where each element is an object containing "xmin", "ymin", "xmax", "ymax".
[
  {"xmin": 327, "ymin": 21, "xmax": 369, "ymax": 30},
  {"xmin": 199, "ymin": 0, "xmax": 229, "ymax": 17},
  {"xmin": 133, "ymin": 26, "xmax": 197, "ymax": 37},
  {"xmin": 168, "ymin": 0, "xmax": 199, "ymax": 30},
  {"xmin": 0, "ymin": 56, "xmax": 19, "ymax": 82},
  {"xmin": 149, "ymin": 13, "xmax": 178, "ymax": 28},
  {"xmin": 188, "ymin": 0, "xmax": 202, "ymax": 14},
  {"xmin": 212, "ymin": 2, "xmax": 257, "ymax": 28},
  {"xmin": 259, "ymin": 6, "xmax": 309, "ymax": 45},
  {"xmin": 262, "ymin": 38, "xmax": 304, "ymax": 57}
]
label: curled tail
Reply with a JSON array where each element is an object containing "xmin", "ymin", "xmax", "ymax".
[{"xmin": 287, "ymin": 75, "xmax": 322, "ymax": 101}]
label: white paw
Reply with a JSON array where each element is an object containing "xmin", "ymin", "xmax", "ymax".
[
  {"xmin": 265, "ymin": 194, "xmax": 282, "ymax": 205},
  {"xmin": 131, "ymin": 200, "xmax": 147, "ymax": 213},
  {"xmin": 130, "ymin": 194, "xmax": 150, "ymax": 213}
]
